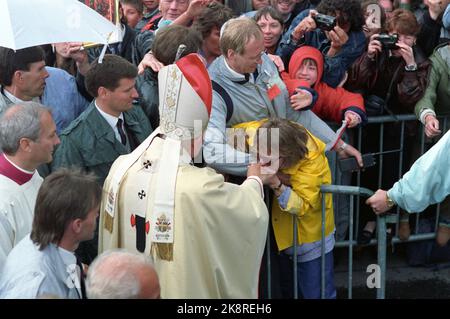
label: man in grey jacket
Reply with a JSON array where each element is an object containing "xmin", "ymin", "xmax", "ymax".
[
  {"xmin": 0, "ymin": 169, "xmax": 101, "ymax": 299},
  {"xmin": 204, "ymin": 17, "xmax": 361, "ymax": 176}
]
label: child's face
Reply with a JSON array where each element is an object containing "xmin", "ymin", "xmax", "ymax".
[
  {"xmin": 294, "ymin": 60, "xmax": 318, "ymax": 86},
  {"xmin": 122, "ymin": 4, "xmax": 142, "ymax": 29},
  {"xmin": 259, "ymin": 151, "xmax": 282, "ymax": 174},
  {"xmin": 258, "ymin": 141, "xmax": 285, "ymax": 173}
]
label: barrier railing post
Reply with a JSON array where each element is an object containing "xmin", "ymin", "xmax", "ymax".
[
  {"xmin": 293, "ymin": 216, "xmax": 298, "ymax": 299},
  {"xmin": 321, "ymin": 193, "xmax": 326, "ymax": 299},
  {"xmin": 348, "ymin": 194, "xmax": 354, "ymax": 299},
  {"xmin": 376, "ymin": 215, "xmax": 387, "ymax": 299},
  {"xmin": 321, "ymin": 185, "xmax": 374, "ymax": 299}
]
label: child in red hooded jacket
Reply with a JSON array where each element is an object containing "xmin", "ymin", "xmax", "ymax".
[{"xmin": 281, "ymin": 46, "xmax": 367, "ymax": 128}]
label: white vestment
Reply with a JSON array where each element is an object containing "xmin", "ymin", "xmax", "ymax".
[
  {"xmin": 0, "ymin": 172, "xmax": 42, "ymax": 272},
  {"xmin": 99, "ymin": 137, "xmax": 269, "ymax": 298}
]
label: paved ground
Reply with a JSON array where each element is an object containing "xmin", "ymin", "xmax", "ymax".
[{"xmin": 334, "ymin": 244, "xmax": 450, "ymax": 299}]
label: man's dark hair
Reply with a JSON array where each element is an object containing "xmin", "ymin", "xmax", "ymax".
[
  {"xmin": 193, "ymin": 2, "xmax": 234, "ymax": 40},
  {"xmin": 31, "ymin": 169, "xmax": 102, "ymax": 250},
  {"xmin": 316, "ymin": 0, "xmax": 364, "ymax": 32},
  {"xmin": 85, "ymin": 54, "xmax": 138, "ymax": 97},
  {"xmin": 152, "ymin": 25, "xmax": 202, "ymax": 66},
  {"xmin": 0, "ymin": 46, "xmax": 45, "ymax": 86},
  {"xmin": 254, "ymin": 6, "xmax": 284, "ymax": 28}
]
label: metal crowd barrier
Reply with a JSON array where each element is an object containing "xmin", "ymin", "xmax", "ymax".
[{"xmin": 262, "ymin": 114, "xmax": 449, "ymax": 299}]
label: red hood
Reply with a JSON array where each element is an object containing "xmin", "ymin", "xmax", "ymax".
[{"xmin": 284, "ymin": 46, "xmax": 324, "ymax": 96}]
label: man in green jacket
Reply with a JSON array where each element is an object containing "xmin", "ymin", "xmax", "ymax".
[
  {"xmin": 414, "ymin": 42, "xmax": 450, "ymax": 139},
  {"xmin": 414, "ymin": 42, "xmax": 450, "ymax": 247},
  {"xmin": 51, "ymin": 54, "xmax": 152, "ymax": 186},
  {"xmin": 51, "ymin": 54, "xmax": 152, "ymax": 264}
]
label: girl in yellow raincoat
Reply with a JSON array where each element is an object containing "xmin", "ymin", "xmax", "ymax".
[{"xmin": 231, "ymin": 117, "xmax": 336, "ymax": 299}]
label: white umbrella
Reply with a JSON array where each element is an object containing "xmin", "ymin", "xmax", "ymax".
[{"xmin": 0, "ymin": 0, "xmax": 117, "ymax": 50}]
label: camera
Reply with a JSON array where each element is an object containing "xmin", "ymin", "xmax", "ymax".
[
  {"xmin": 313, "ymin": 14, "xmax": 337, "ymax": 31},
  {"xmin": 375, "ymin": 33, "xmax": 399, "ymax": 50}
]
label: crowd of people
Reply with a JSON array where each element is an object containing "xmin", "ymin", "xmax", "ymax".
[{"xmin": 0, "ymin": 0, "xmax": 449, "ymax": 299}]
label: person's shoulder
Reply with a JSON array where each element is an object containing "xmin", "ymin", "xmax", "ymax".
[
  {"xmin": 208, "ymin": 56, "xmax": 226, "ymax": 77},
  {"xmin": 58, "ymin": 103, "xmax": 96, "ymax": 137},
  {"xmin": 177, "ymin": 165, "xmax": 225, "ymax": 191},
  {"xmin": 125, "ymin": 103, "xmax": 149, "ymax": 119},
  {"xmin": 45, "ymin": 66, "xmax": 73, "ymax": 81},
  {"xmin": 261, "ymin": 53, "xmax": 279, "ymax": 69},
  {"xmin": 431, "ymin": 42, "xmax": 450, "ymax": 62}
]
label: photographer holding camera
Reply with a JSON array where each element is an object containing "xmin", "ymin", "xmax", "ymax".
[
  {"xmin": 345, "ymin": 9, "xmax": 431, "ymax": 245},
  {"xmin": 277, "ymin": 0, "xmax": 366, "ymax": 88},
  {"xmin": 346, "ymin": 9, "xmax": 430, "ymax": 115}
]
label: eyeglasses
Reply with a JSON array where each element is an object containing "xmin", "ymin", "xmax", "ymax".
[{"xmin": 162, "ymin": 0, "xmax": 189, "ymax": 4}]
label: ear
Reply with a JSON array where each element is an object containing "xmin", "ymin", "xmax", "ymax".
[
  {"xmin": 227, "ymin": 49, "xmax": 236, "ymax": 60},
  {"xmin": 97, "ymin": 86, "xmax": 109, "ymax": 99},
  {"xmin": 13, "ymin": 71, "xmax": 23, "ymax": 84},
  {"xmin": 18, "ymin": 137, "xmax": 33, "ymax": 153},
  {"xmin": 72, "ymin": 218, "xmax": 83, "ymax": 235}
]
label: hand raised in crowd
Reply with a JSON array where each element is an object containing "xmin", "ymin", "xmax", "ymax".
[
  {"xmin": 184, "ymin": 0, "xmax": 212, "ymax": 20},
  {"xmin": 61, "ymin": 42, "xmax": 90, "ymax": 75},
  {"xmin": 395, "ymin": 41, "xmax": 415, "ymax": 66},
  {"xmin": 424, "ymin": 114, "xmax": 442, "ymax": 137},
  {"xmin": 292, "ymin": 10, "xmax": 318, "ymax": 41},
  {"xmin": 344, "ymin": 111, "xmax": 361, "ymax": 128},
  {"xmin": 366, "ymin": 189, "xmax": 390, "ymax": 215},
  {"xmin": 327, "ymin": 25, "xmax": 349, "ymax": 56},
  {"xmin": 290, "ymin": 88, "xmax": 313, "ymax": 110},
  {"xmin": 336, "ymin": 141, "xmax": 364, "ymax": 168},
  {"xmin": 138, "ymin": 51, "xmax": 165, "ymax": 74},
  {"xmin": 267, "ymin": 54, "xmax": 285, "ymax": 72},
  {"xmin": 367, "ymin": 33, "xmax": 383, "ymax": 59}
]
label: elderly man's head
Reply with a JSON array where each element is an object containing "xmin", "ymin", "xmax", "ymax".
[
  {"xmin": 86, "ymin": 250, "xmax": 160, "ymax": 299},
  {"xmin": 220, "ymin": 18, "xmax": 265, "ymax": 74},
  {"xmin": 159, "ymin": 0, "xmax": 190, "ymax": 22},
  {"xmin": 0, "ymin": 102, "xmax": 59, "ymax": 170}
]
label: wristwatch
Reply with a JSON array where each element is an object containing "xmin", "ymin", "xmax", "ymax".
[
  {"xmin": 404, "ymin": 63, "xmax": 417, "ymax": 71},
  {"xmin": 386, "ymin": 193, "xmax": 396, "ymax": 208}
]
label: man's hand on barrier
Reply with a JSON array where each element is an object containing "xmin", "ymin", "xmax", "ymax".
[
  {"xmin": 424, "ymin": 114, "xmax": 441, "ymax": 138},
  {"xmin": 336, "ymin": 141, "xmax": 363, "ymax": 168},
  {"xmin": 366, "ymin": 189, "xmax": 390, "ymax": 215}
]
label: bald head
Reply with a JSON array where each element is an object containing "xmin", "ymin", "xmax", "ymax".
[{"xmin": 86, "ymin": 250, "xmax": 160, "ymax": 299}]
